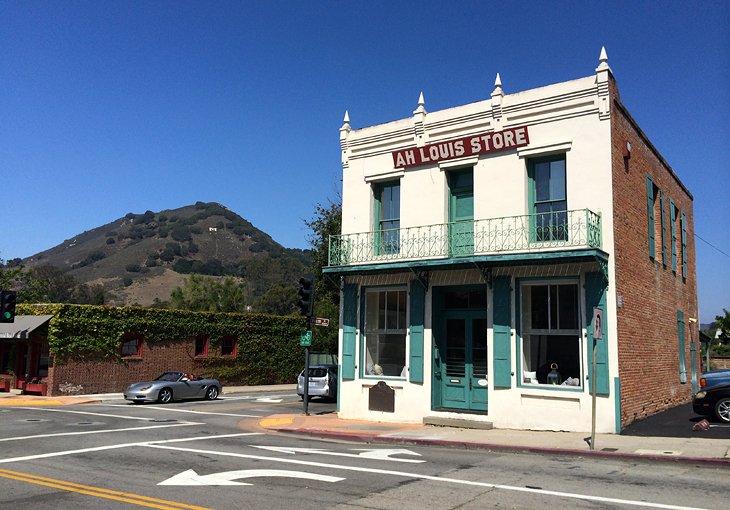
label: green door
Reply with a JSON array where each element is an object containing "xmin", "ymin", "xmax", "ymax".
[
  {"xmin": 449, "ymin": 170, "xmax": 474, "ymax": 256},
  {"xmin": 433, "ymin": 287, "xmax": 488, "ymax": 412}
]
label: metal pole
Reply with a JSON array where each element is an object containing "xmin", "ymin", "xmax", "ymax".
[
  {"xmin": 303, "ymin": 342, "xmax": 310, "ymax": 416},
  {"xmin": 590, "ymin": 336, "xmax": 597, "ymax": 451}
]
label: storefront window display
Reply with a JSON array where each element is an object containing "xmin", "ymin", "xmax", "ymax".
[
  {"xmin": 364, "ymin": 287, "xmax": 407, "ymax": 377},
  {"xmin": 520, "ymin": 281, "xmax": 582, "ymax": 387}
]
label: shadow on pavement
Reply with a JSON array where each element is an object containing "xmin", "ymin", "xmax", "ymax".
[{"xmin": 621, "ymin": 403, "xmax": 730, "ymax": 439}]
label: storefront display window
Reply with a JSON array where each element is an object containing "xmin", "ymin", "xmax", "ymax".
[
  {"xmin": 364, "ymin": 287, "xmax": 407, "ymax": 377},
  {"xmin": 520, "ymin": 281, "xmax": 581, "ymax": 387}
]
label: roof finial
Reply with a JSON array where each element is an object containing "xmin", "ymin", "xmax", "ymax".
[
  {"xmin": 340, "ymin": 110, "xmax": 351, "ymax": 132},
  {"xmin": 413, "ymin": 91, "xmax": 426, "ymax": 115},
  {"xmin": 491, "ymin": 73, "xmax": 503, "ymax": 97},
  {"xmin": 596, "ymin": 46, "xmax": 610, "ymax": 72}
]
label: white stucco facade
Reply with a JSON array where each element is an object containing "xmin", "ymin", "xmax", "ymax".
[{"xmin": 328, "ymin": 50, "xmax": 624, "ymax": 433}]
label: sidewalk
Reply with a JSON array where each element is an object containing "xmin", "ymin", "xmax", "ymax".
[{"xmin": 2, "ymin": 386, "xmax": 728, "ymax": 465}]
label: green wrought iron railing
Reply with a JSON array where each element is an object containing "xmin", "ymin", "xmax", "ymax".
[{"xmin": 328, "ymin": 209, "xmax": 602, "ymax": 266}]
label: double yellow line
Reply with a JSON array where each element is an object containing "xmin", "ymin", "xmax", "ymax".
[{"xmin": 0, "ymin": 468, "xmax": 211, "ymax": 510}]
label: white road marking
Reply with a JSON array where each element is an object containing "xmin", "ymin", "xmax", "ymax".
[
  {"xmin": 96, "ymin": 404, "xmax": 260, "ymax": 418},
  {"xmin": 251, "ymin": 445, "xmax": 425, "ymax": 463},
  {"xmin": 0, "ymin": 432, "xmax": 262, "ymax": 464},
  {"xmin": 0, "ymin": 422, "xmax": 206, "ymax": 442},
  {"xmin": 146, "ymin": 444, "xmax": 709, "ymax": 510},
  {"xmin": 13, "ymin": 407, "xmax": 173, "ymax": 421},
  {"xmin": 254, "ymin": 398, "xmax": 283, "ymax": 403},
  {"xmin": 159, "ymin": 468, "xmax": 344, "ymax": 486}
]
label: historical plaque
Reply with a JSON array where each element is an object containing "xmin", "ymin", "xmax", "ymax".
[{"xmin": 368, "ymin": 381, "xmax": 395, "ymax": 413}]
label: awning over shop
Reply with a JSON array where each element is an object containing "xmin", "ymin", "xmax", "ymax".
[{"xmin": 0, "ymin": 315, "xmax": 53, "ymax": 339}]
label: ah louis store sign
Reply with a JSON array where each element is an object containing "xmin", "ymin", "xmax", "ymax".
[{"xmin": 392, "ymin": 126, "xmax": 529, "ymax": 169}]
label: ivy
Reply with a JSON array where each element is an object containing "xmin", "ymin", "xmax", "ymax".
[{"xmin": 17, "ymin": 303, "xmax": 322, "ymax": 385}]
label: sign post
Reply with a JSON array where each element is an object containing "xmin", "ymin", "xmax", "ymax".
[
  {"xmin": 589, "ymin": 307, "xmax": 603, "ymax": 451},
  {"xmin": 300, "ymin": 329, "xmax": 312, "ymax": 415}
]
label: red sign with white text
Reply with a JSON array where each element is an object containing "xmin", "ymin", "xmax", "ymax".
[{"xmin": 392, "ymin": 126, "xmax": 529, "ymax": 169}]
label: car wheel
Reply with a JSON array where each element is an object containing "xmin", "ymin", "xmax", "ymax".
[
  {"xmin": 157, "ymin": 388, "xmax": 173, "ymax": 404},
  {"xmin": 205, "ymin": 386, "xmax": 219, "ymax": 400},
  {"xmin": 715, "ymin": 397, "xmax": 730, "ymax": 423}
]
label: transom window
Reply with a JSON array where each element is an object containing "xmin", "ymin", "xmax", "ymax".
[
  {"xmin": 520, "ymin": 282, "xmax": 581, "ymax": 387},
  {"xmin": 530, "ymin": 156, "xmax": 567, "ymax": 241},
  {"xmin": 364, "ymin": 287, "xmax": 407, "ymax": 377}
]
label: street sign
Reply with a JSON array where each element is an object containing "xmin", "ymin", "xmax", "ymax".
[
  {"xmin": 310, "ymin": 317, "xmax": 330, "ymax": 327},
  {"xmin": 592, "ymin": 307, "xmax": 603, "ymax": 340},
  {"xmin": 300, "ymin": 330, "xmax": 312, "ymax": 347}
]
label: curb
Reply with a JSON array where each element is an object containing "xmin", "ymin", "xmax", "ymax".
[{"xmin": 269, "ymin": 427, "xmax": 730, "ymax": 467}]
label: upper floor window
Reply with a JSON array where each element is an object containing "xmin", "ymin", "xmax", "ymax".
[
  {"xmin": 121, "ymin": 334, "xmax": 143, "ymax": 358},
  {"xmin": 374, "ymin": 181, "xmax": 400, "ymax": 255},
  {"xmin": 529, "ymin": 156, "xmax": 567, "ymax": 241}
]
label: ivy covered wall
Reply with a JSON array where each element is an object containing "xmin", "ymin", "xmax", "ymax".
[{"xmin": 17, "ymin": 304, "xmax": 326, "ymax": 388}]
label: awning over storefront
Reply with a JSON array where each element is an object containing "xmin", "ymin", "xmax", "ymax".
[{"xmin": 0, "ymin": 315, "xmax": 53, "ymax": 339}]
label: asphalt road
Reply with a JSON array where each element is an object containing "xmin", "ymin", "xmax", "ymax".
[
  {"xmin": 0, "ymin": 393, "xmax": 726, "ymax": 510},
  {"xmin": 621, "ymin": 402, "xmax": 730, "ymax": 439}
]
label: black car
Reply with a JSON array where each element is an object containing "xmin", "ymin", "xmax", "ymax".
[{"xmin": 692, "ymin": 382, "xmax": 730, "ymax": 423}]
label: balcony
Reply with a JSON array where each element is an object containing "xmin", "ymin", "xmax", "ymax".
[{"xmin": 328, "ymin": 209, "xmax": 602, "ymax": 268}]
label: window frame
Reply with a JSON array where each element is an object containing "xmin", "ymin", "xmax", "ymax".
[
  {"xmin": 221, "ymin": 336, "xmax": 237, "ymax": 357},
  {"xmin": 517, "ymin": 278, "xmax": 583, "ymax": 390},
  {"xmin": 120, "ymin": 334, "xmax": 143, "ymax": 358},
  {"xmin": 194, "ymin": 336, "xmax": 209, "ymax": 357},
  {"xmin": 361, "ymin": 285, "xmax": 408, "ymax": 379},
  {"xmin": 373, "ymin": 180, "xmax": 401, "ymax": 256},
  {"xmin": 528, "ymin": 155, "xmax": 568, "ymax": 243}
]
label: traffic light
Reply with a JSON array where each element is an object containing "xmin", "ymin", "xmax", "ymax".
[
  {"xmin": 296, "ymin": 276, "xmax": 314, "ymax": 317},
  {"xmin": 0, "ymin": 291, "xmax": 17, "ymax": 323}
]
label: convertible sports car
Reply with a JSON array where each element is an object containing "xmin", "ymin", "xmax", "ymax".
[{"xmin": 124, "ymin": 371, "xmax": 221, "ymax": 404}]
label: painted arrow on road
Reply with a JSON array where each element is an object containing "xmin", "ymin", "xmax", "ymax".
[
  {"xmin": 250, "ymin": 445, "xmax": 425, "ymax": 463},
  {"xmin": 158, "ymin": 468, "xmax": 344, "ymax": 486}
]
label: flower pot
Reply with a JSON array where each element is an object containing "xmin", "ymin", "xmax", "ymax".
[
  {"xmin": 23, "ymin": 383, "xmax": 48, "ymax": 396},
  {"xmin": 0, "ymin": 380, "xmax": 10, "ymax": 392}
]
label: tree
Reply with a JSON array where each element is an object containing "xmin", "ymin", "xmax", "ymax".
[
  {"xmin": 254, "ymin": 283, "xmax": 298, "ymax": 315},
  {"xmin": 303, "ymin": 197, "xmax": 342, "ymax": 354},
  {"xmin": 715, "ymin": 309, "xmax": 730, "ymax": 337},
  {"xmin": 168, "ymin": 274, "xmax": 247, "ymax": 312}
]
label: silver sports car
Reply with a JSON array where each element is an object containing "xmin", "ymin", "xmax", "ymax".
[{"xmin": 124, "ymin": 371, "xmax": 221, "ymax": 404}]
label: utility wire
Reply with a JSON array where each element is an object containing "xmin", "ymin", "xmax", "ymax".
[{"xmin": 695, "ymin": 233, "xmax": 730, "ymax": 259}]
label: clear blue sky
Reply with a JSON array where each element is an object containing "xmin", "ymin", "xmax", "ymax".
[{"xmin": 1, "ymin": 1, "xmax": 728, "ymax": 321}]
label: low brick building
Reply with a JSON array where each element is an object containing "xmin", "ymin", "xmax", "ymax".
[
  {"xmin": 1, "ymin": 305, "xmax": 308, "ymax": 396},
  {"xmin": 325, "ymin": 48, "xmax": 698, "ymax": 433}
]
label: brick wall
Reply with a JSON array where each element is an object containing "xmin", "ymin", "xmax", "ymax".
[
  {"xmin": 609, "ymin": 77, "xmax": 699, "ymax": 427},
  {"xmin": 47, "ymin": 337, "xmax": 224, "ymax": 396}
]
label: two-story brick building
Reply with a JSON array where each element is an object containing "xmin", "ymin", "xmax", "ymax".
[{"xmin": 324, "ymin": 48, "xmax": 698, "ymax": 433}]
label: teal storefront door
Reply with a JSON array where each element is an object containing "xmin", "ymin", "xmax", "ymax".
[{"xmin": 433, "ymin": 287, "xmax": 488, "ymax": 412}]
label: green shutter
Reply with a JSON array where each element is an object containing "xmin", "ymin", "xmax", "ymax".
[
  {"xmin": 341, "ymin": 284, "xmax": 358, "ymax": 380},
  {"xmin": 493, "ymin": 276, "xmax": 512, "ymax": 388},
  {"xmin": 660, "ymin": 191, "xmax": 667, "ymax": 267},
  {"xmin": 670, "ymin": 199, "xmax": 677, "ymax": 273},
  {"xmin": 585, "ymin": 272, "xmax": 609, "ymax": 396},
  {"xmin": 646, "ymin": 176, "xmax": 655, "ymax": 259},
  {"xmin": 677, "ymin": 310, "xmax": 687, "ymax": 383},
  {"xmin": 409, "ymin": 281, "xmax": 425, "ymax": 383},
  {"xmin": 681, "ymin": 210, "xmax": 687, "ymax": 279}
]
